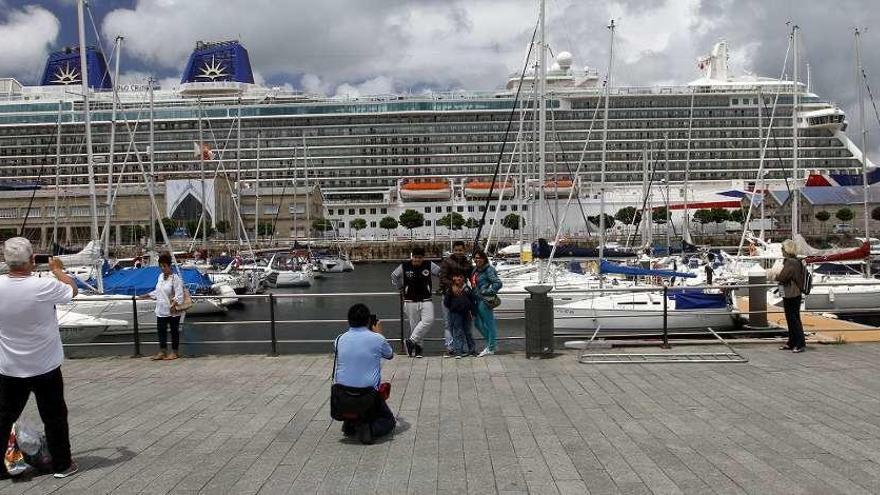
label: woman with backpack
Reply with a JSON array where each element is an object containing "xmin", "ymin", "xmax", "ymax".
[{"xmin": 776, "ymin": 239, "xmax": 807, "ymax": 353}]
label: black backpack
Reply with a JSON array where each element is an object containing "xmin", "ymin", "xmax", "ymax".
[{"xmin": 800, "ymin": 261, "xmax": 813, "ymax": 295}]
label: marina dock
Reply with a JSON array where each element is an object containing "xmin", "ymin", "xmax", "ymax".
[
  {"xmin": 737, "ymin": 296, "xmax": 880, "ymax": 343},
  {"xmin": 10, "ymin": 345, "xmax": 880, "ymax": 494}
]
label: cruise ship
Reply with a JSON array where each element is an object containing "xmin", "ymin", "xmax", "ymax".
[{"xmin": 0, "ymin": 35, "xmax": 872, "ymax": 241}]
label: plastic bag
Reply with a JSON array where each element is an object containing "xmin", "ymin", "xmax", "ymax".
[
  {"xmin": 13, "ymin": 421, "xmax": 51, "ymax": 472},
  {"xmin": 4, "ymin": 431, "xmax": 30, "ymax": 476},
  {"xmin": 15, "ymin": 420, "xmax": 41, "ymax": 456}
]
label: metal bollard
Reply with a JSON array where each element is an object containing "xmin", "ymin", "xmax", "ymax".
[
  {"xmin": 524, "ymin": 285, "xmax": 554, "ymax": 358},
  {"xmin": 131, "ymin": 296, "xmax": 141, "ymax": 357},
  {"xmin": 748, "ymin": 265, "xmax": 769, "ymax": 328},
  {"xmin": 661, "ymin": 285, "xmax": 671, "ymax": 349},
  {"xmin": 268, "ymin": 293, "xmax": 278, "ymax": 356}
]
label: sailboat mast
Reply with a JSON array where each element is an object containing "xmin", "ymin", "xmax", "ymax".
[
  {"xmin": 103, "ymin": 36, "xmax": 122, "ymax": 258},
  {"xmin": 236, "ymin": 98, "xmax": 242, "ymax": 245},
  {"xmin": 599, "ymin": 20, "xmax": 615, "ymax": 260},
  {"xmin": 148, "ymin": 78, "xmax": 155, "ymax": 250},
  {"xmin": 855, "ymin": 28, "xmax": 871, "ymax": 277},
  {"xmin": 664, "ymin": 133, "xmax": 670, "ymax": 253},
  {"xmin": 537, "ymin": 0, "xmax": 547, "ymax": 238},
  {"xmin": 76, "ymin": 0, "xmax": 99, "ymax": 244},
  {"xmin": 254, "ymin": 131, "xmax": 261, "ymax": 243},
  {"xmin": 683, "ymin": 88, "xmax": 695, "ymax": 243},
  {"xmin": 303, "ymin": 134, "xmax": 311, "ymax": 241},
  {"xmin": 197, "ymin": 98, "xmax": 207, "ymax": 248},
  {"xmin": 52, "ymin": 101, "xmax": 62, "ymax": 246},
  {"xmin": 790, "ymin": 25, "xmax": 800, "ymax": 236},
  {"xmin": 758, "ymin": 88, "xmax": 766, "ymax": 240}
]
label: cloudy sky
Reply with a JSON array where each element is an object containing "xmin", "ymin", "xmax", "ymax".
[{"xmin": 1, "ymin": 0, "xmax": 879, "ymax": 132}]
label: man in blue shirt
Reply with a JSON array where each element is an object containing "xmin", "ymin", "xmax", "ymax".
[{"xmin": 333, "ymin": 304, "xmax": 395, "ymax": 444}]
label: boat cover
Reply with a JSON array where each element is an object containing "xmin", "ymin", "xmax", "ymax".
[
  {"xmin": 668, "ymin": 289, "xmax": 728, "ymax": 310},
  {"xmin": 599, "ymin": 259, "xmax": 695, "ymax": 278},
  {"xmin": 92, "ymin": 267, "xmax": 212, "ymax": 296}
]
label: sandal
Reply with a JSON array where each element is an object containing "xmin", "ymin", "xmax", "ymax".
[
  {"xmin": 151, "ymin": 351, "xmax": 167, "ymax": 361},
  {"xmin": 164, "ymin": 352, "xmax": 179, "ymax": 360}
]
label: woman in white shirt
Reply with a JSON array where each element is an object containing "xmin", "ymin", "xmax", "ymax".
[{"xmin": 145, "ymin": 252, "xmax": 184, "ymax": 361}]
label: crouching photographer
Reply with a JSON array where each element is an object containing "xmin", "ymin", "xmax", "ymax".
[{"xmin": 330, "ymin": 304, "xmax": 395, "ymax": 444}]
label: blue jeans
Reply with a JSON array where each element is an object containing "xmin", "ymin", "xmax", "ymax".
[
  {"xmin": 473, "ymin": 300, "xmax": 497, "ymax": 352},
  {"xmin": 448, "ymin": 310, "xmax": 475, "ymax": 355}
]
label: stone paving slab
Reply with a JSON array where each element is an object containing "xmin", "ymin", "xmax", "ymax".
[{"xmin": 3, "ymin": 343, "xmax": 880, "ymax": 493}]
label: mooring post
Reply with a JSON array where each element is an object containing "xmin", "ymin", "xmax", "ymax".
[
  {"xmin": 131, "ymin": 296, "xmax": 141, "ymax": 358},
  {"xmin": 661, "ymin": 285, "xmax": 671, "ymax": 349},
  {"xmin": 748, "ymin": 265, "xmax": 769, "ymax": 328}
]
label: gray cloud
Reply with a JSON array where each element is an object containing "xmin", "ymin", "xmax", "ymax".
[{"xmin": 0, "ymin": 5, "xmax": 60, "ymax": 82}]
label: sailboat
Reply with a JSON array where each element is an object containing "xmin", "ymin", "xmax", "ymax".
[{"xmin": 778, "ymin": 27, "xmax": 880, "ymax": 315}]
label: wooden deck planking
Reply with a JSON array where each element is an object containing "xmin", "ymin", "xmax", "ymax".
[{"xmin": 5, "ymin": 345, "xmax": 880, "ymax": 492}]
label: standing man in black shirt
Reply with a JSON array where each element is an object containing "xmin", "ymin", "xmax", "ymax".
[{"xmin": 391, "ymin": 247, "xmax": 440, "ymax": 357}]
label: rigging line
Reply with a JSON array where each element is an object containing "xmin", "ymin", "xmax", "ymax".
[
  {"xmin": 547, "ymin": 96, "xmax": 600, "ymax": 235},
  {"xmin": 85, "ymin": 3, "xmax": 114, "ymax": 91},
  {"xmin": 20, "ymin": 108, "xmax": 91, "ymax": 233},
  {"xmin": 471, "ymin": 20, "xmax": 539, "ymax": 251},
  {"xmin": 736, "ymin": 30, "xmax": 792, "ymax": 255},
  {"xmin": 861, "ymin": 68, "xmax": 880, "ymax": 150}
]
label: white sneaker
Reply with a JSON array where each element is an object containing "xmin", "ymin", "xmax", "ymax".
[{"xmin": 478, "ymin": 348, "xmax": 495, "ymax": 357}]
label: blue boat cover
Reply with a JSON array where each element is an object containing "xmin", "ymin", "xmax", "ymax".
[
  {"xmin": 92, "ymin": 267, "xmax": 212, "ymax": 296},
  {"xmin": 599, "ymin": 259, "xmax": 695, "ymax": 278},
  {"xmin": 668, "ymin": 289, "xmax": 728, "ymax": 310}
]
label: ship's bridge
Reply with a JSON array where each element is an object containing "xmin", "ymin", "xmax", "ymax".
[{"xmin": 800, "ymin": 107, "xmax": 847, "ymax": 131}]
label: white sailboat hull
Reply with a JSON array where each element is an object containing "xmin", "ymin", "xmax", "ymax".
[{"xmin": 554, "ymin": 293, "xmax": 737, "ymax": 332}]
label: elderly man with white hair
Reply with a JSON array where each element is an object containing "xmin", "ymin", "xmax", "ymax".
[{"xmin": 0, "ymin": 237, "xmax": 79, "ymax": 479}]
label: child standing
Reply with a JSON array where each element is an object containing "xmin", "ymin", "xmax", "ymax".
[{"xmin": 443, "ymin": 274, "xmax": 476, "ymax": 358}]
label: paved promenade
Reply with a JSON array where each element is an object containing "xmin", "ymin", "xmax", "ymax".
[{"xmin": 5, "ymin": 344, "xmax": 880, "ymax": 494}]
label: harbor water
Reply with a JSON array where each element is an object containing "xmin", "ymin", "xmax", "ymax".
[{"xmin": 71, "ymin": 262, "xmax": 528, "ymax": 358}]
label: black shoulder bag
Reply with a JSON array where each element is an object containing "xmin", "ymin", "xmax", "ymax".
[{"xmin": 330, "ymin": 336, "xmax": 379, "ymax": 422}]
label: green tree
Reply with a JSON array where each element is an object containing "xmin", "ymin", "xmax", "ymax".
[
  {"xmin": 156, "ymin": 217, "xmax": 177, "ymax": 241},
  {"xmin": 728, "ymin": 208, "xmax": 745, "ymax": 225},
  {"xmin": 311, "ymin": 218, "xmax": 335, "ymax": 235},
  {"xmin": 587, "ymin": 214, "xmax": 615, "ymax": 231},
  {"xmin": 615, "ymin": 206, "xmax": 642, "ymax": 225},
  {"xmin": 692, "ymin": 209, "xmax": 714, "ymax": 235},
  {"xmin": 501, "ymin": 213, "xmax": 524, "ymax": 232},
  {"xmin": 350, "ymin": 218, "xmax": 367, "ymax": 240},
  {"xmin": 815, "ymin": 210, "xmax": 831, "ymax": 234},
  {"xmin": 399, "ymin": 209, "xmax": 425, "ymax": 239},
  {"xmin": 710, "ymin": 208, "xmax": 730, "ymax": 223},
  {"xmin": 438, "ymin": 212, "xmax": 465, "ymax": 231},
  {"xmin": 652, "ymin": 206, "xmax": 669, "ymax": 224},
  {"xmin": 379, "ymin": 216, "xmax": 398, "ymax": 238},
  {"xmin": 836, "ymin": 207, "xmax": 855, "ymax": 223},
  {"xmin": 215, "ymin": 220, "xmax": 230, "ymax": 235},
  {"xmin": 464, "ymin": 217, "xmax": 480, "ymax": 230},
  {"xmin": 186, "ymin": 219, "xmax": 214, "ymax": 238},
  {"xmin": 257, "ymin": 222, "xmax": 275, "ymax": 237}
]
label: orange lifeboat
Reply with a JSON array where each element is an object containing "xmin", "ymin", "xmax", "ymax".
[
  {"xmin": 399, "ymin": 179, "xmax": 452, "ymax": 200},
  {"xmin": 542, "ymin": 178, "xmax": 577, "ymax": 198},
  {"xmin": 464, "ymin": 180, "xmax": 515, "ymax": 199}
]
